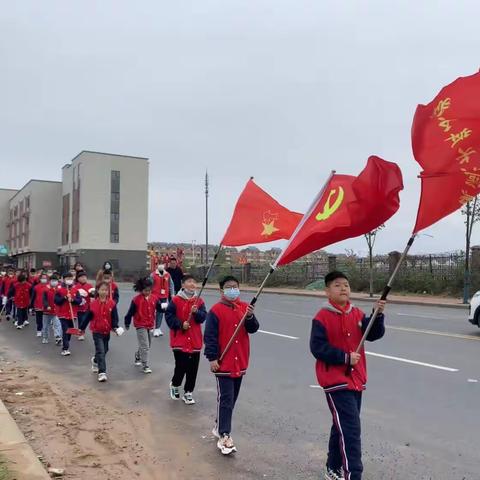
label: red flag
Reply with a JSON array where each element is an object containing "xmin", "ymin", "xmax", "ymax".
[
  {"xmin": 221, "ymin": 178, "xmax": 303, "ymax": 247},
  {"xmin": 412, "ymin": 71, "xmax": 480, "ymax": 233},
  {"xmin": 276, "ymin": 156, "xmax": 403, "ymax": 266}
]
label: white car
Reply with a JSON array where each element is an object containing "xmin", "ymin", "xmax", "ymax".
[{"xmin": 469, "ymin": 291, "xmax": 480, "ymax": 327}]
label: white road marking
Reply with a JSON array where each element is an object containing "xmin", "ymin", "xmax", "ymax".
[
  {"xmin": 387, "ymin": 325, "xmax": 480, "ymax": 342},
  {"xmin": 366, "ymin": 351, "xmax": 458, "ymax": 372},
  {"xmin": 309, "ymin": 385, "xmax": 322, "ymax": 389},
  {"xmin": 258, "ymin": 329, "xmax": 299, "ymax": 340},
  {"xmin": 396, "ymin": 312, "xmax": 454, "ymax": 320},
  {"xmin": 467, "ymin": 379, "xmax": 478, "ymax": 383}
]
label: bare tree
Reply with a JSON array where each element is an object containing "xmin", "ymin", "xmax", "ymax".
[
  {"xmin": 462, "ymin": 197, "xmax": 480, "ymax": 303},
  {"xmin": 364, "ymin": 225, "xmax": 385, "ymax": 298}
]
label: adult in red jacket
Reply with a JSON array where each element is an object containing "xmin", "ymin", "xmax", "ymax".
[
  {"xmin": 54, "ymin": 272, "xmax": 82, "ymax": 356},
  {"xmin": 79, "ymin": 281, "xmax": 121, "ymax": 382},
  {"xmin": 204, "ymin": 275, "xmax": 259, "ymax": 455},
  {"xmin": 124, "ymin": 277, "xmax": 162, "ymax": 374},
  {"xmin": 73, "ymin": 270, "xmax": 95, "ymax": 341},
  {"xmin": 165, "ymin": 275, "xmax": 206, "ymax": 404},
  {"xmin": 30, "ymin": 273, "xmax": 49, "ymax": 337},
  {"xmin": 309, "ymin": 271, "xmax": 385, "ymax": 480},
  {"xmin": 8, "ymin": 274, "xmax": 32, "ymax": 329}
]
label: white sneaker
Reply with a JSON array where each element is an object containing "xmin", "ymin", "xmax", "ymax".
[
  {"xmin": 24, "ymin": 320, "xmax": 29, "ymax": 326},
  {"xmin": 98, "ymin": 373, "xmax": 108, "ymax": 382},
  {"xmin": 182, "ymin": 392, "xmax": 195, "ymax": 405},
  {"xmin": 142, "ymin": 366, "xmax": 152, "ymax": 374},
  {"xmin": 170, "ymin": 383, "xmax": 180, "ymax": 400},
  {"xmin": 78, "ymin": 335, "xmax": 85, "ymax": 341},
  {"xmin": 61, "ymin": 350, "xmax": 71, "ymax": 356},
  {"xmin": 325, "ymin": 468, "xmax": 345, "ymax": 480},
  {"xmin": 91, "ymin": 356, "xmax": 99, "ymax": 373},
  {"xmin": 212, "ymin": 426, "xmax": 220, "ymax": 439},
  {"xmin": 14, "ymin": 321, "xmax": 18, "ymax": 327},
  {"xmin": 134, "ymin": 352, "xmax": 142, "ymax": 366},
  {"xmin": 42, "ymin": 338, "xmax": 48, "ymax": 344},
  {"xmin": 55, "ymin": 336, "xmax": 62, "ymax": 346},
  {"xmin": 158, "ymin": 328, "xmax": 163, "ymax": 336},
  {"xmin": 36, "ymin": 331, "xmax": 42, "ymax": 337},
  {"xmin": 16, "ymin": 324, "xmax": 23, "ymax": 330},
  {"xmin": 153, "ymin": 329, "xmax": 161, "ymax": 337},
  {"xmin": 217, "ymin": 434, "xmax": 236, "ymax": 455}
]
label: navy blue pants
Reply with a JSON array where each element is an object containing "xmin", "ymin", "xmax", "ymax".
[
  {"xmin": 35, "ymin": 310, "xmax": 44, "ymax": 332},
  {"xmin": 16, "ymin": 307, "xmax": 28, "ymax": 326},
  {"xmin": 59, "ymin": 318, "xmax": 73, "ymax": 351},
  {"xmin": 216, "ymin": 376, "xmax": 243, "ymax": 436},
  {"xmin": 325, "ymin": 390, "xmax": 363, "ymax": 480}
]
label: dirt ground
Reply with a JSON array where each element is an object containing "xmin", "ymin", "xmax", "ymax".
[{"xmin": 0, "ymin": 353, "xmax": 208, "ymax": 480}]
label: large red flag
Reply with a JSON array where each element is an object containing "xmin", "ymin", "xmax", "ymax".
[
  {"xmin": 221, "ymin": 179, "xmax": 303, "ymax": 247},
  {"xmin": 412, "ymin": 71, "xmax": 480, "ymax": 233},
  {"xmin": 276, "ymin": 156, "xmax": 403, "ymax": 266}
]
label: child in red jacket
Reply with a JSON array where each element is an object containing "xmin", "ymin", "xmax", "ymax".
[
  {"xmin": 310, "ymin": 271, "xmax": 386, "ymax": 480},
  {"xmin": 79, "ymin": 282, "xmax": 123, "ymax": 382},
  {"xmin": 165, "ymin": 274, "xmax": 207, "ymax": 404},
  {"xmin": 30, "ymin": 273, "xmax": 49, "ymax": 339},
  {"xmin": 124, "ymin": 277, "xmax": 163, "ymax": 374},
  {"xmin": 73, "ymin": 270, "xmax": 95, "ymax": 341},
  {"xmin": 9, "ymin": 273, "xmax": 32, "ymax": 329},
  {"xmin": 43, "ymin": 274, "xmax": 62, "ymax": 345},
  {"xmin": 204, "ymin": 275, "xmax": 259, "ymax": 456}
]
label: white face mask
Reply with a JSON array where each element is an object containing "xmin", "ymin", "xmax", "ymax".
[
  {"xmin": 158, "ymin": 264, "xmax": 165, "ymax": 272},
  {"xmin": 40, "ymin": 278, "xmax": 47, "ymax": 284},
  {"xmin": 65, "ymin": 279, "xmax": 74, "ymax": 286},
  {"xmin": 50, "ymin": 281, "xmax": 59, "ymax": 287}
]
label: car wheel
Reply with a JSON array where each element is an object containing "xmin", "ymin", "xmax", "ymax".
[{"xmin": 475, "ymin": 307, "xmax": 480, "ymax": 327}]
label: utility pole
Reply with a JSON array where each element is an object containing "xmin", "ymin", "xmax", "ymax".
[{"xmin": 205, "ymin": 171, "xmax": 209, "ymax": 265}]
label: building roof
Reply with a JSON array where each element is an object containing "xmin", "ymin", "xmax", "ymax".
[
  {"xmin": 66, "ymin": 150, "xmax": 149, "ymax": 166},
  {"xmin": 9, "ymin": 179, "xmax": 61, "ymax": 202}
]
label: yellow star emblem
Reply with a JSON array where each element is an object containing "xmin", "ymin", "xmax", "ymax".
[{"xmin": 262, "ymin": 220, "xmax": 280, "ymax": 237}]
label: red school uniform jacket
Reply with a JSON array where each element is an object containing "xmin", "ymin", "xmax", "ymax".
[
  {"xmin": 3, "ymin": 276, "xmax": 16, "ymax": 297},
  {"xmin": 31, "ymin": 283, "xmax": 49, "ymax": 311},
  {"xmin": 151, "ymin": 272, "xmax": 172, "ymax": 299},
  {"xmin": 124, "ymin": 293, "xmax": 159, "ymax": 330},
  {"xmin": 165, "ymin": 294, "xmax": 207, "ymax": 353},
  {"xmin": 87, "ymin": 298, "xmax": 118, "ymax": 335},
  {"xmin": 44, "ymin": 284, "xmax": 61, "ymax": 315},
  {"xmin": 11, "ymin": 281, "xmax": 32, "ymax": 309},
  {"xmin": 309, "ymin": 301, "xmax": 385, "ymax": 393},
  {"xmin": 73, "ymin": 282, "xmax": 94, "ymax": 312},
  {"xmin": 54, "ymin": 285, "xmax": 82, "ymax": 320},
  {"xmin": 204, "ymin": 299, "xmax": 260, "ymax": 378}
]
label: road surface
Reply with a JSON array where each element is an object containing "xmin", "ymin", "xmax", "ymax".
[{"xmin": 1, "ymin": 288, "xmax": 479, "ymax": 480}]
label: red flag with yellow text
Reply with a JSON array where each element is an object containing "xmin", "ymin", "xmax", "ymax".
[
  {"xmin": 413, "ymin": 71, "xmax": 480, "ymax": 233},
  {"xmin": 276, "ymin": 156, "xmax": 403, "ymax": 265},
  {"xmin": 221, "ymin": 179, "xmax": 303, "ymax": 247}
]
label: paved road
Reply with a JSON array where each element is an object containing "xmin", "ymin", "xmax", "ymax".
[{"xmin": 1, "ymin": 288, "xmax": 479, "ymax": 480}]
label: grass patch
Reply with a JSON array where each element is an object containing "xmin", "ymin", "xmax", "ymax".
[{"xmin": 0, "ymin": 455, "xmax": 13, "ymax": 480}]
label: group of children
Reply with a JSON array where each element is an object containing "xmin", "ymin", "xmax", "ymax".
[{"xmin": 0, "ymin": 261, "xmax": 386, "ymax": 479}]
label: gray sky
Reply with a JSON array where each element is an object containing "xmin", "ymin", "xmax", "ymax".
[{"xmin": 1, "ymin": 1, "xmax": 479, "ymax": 256}]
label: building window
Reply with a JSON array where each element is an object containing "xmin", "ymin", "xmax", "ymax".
[
  {"xmin": 110, "ymin": 170, "xmax": 120, "ymax": 243},
  {"xmin": 62, "ymin": 194, "xmax": 70, "ymax": 246},
  {"xmin": 72, "ymin": 165, "xmax": 81, "ymax": 243},
  {"xmin": 25, "ymin": 196, "xmax": 30, "ymax": 210}
]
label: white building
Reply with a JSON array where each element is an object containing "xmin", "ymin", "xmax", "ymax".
[
  {"xmin": 0, "ymin": 188, "xmax": 18, "ymax": 259},
  {"xmin": 58, "ymin": 151, "xmax": 149, "ymax": 276},
  {"xmin": 7, "ymin": 180, "xmax": 62, "ymax": 269}
]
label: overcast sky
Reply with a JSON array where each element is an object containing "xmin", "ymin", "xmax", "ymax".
[{"xmin": 1, "ymin": 1, "xmax": 479, "ymax": 256}]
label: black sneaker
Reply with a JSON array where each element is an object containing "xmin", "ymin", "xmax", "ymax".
[{"xmin": 325, "ymin": 468, "xmax": 345, "ymax": 480}]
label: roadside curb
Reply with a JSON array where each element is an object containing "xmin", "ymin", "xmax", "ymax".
[
  {"xmin": 203, "ymin": 285, "xmax": 469, "ymax": 310},
  {"xmin": 0, "ymin": 399, "xmax": 50, "ymax": 480}
]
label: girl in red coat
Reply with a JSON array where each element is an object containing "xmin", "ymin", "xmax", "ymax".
[
  {"xmin": 79, "ymin": 282, "xmax": 123, "ymax": 382},
  {"xmin": 204, "ymin": 275, "xmax": 259, "ymax": 455},
  {"xmin": 124, "ymin": 277, "xmax": 162, "ymax": 374},
  {"xmin": 30, "ymin": 273, "xmax": 49, "ymax": 339},
  {"xmin": 165, "ymin": 275, "xmax": 206, "ymax": 405},
  {"xmin": 73, "ymin": 270, "xmax": 95, "ymax": 341}
]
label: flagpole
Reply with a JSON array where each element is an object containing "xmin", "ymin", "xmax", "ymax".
[
  {"xmin": 197, "ymin": 243, "xmax": 223, "ymax": 300},
  {"xmin": 220, "ymin": 170, "xmax": 336, "ymax": 362},
  {"xmin": 353, "ymin": 234, "xmax": 416, "ymax": 355}
]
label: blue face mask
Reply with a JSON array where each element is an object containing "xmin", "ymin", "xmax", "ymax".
[{"xmin": 223, "ymin": 287, "xmax": 240, "ymax": 301}]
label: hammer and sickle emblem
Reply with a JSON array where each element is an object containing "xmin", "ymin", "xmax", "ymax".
[{"xmin": 315, "ymin": 186, "xmax": 345, "ymax": 221}]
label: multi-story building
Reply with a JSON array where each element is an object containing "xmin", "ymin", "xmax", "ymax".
[
  {"xmin": 6, "ymin": 180, "xmax": 62, "ymax": 269},
  {"xmin": 58, "ymin": 151, "xmax": 149, "ymax": 276},
  {"xmin": 0, "ymin": 188, "xmax": 18, "ymax": 259}
]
